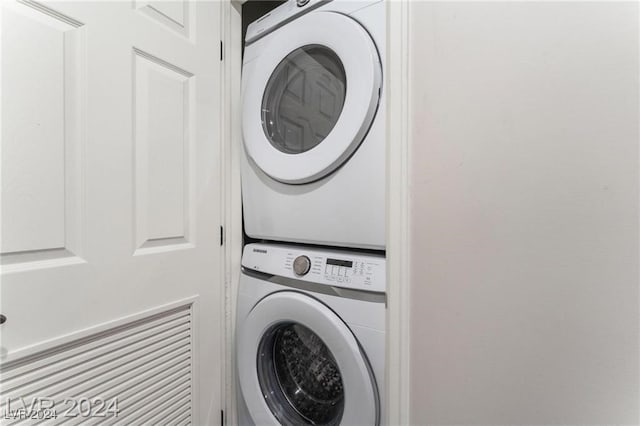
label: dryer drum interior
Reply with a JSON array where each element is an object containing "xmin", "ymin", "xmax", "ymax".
[
  {"xmin": 261, "ymin": 45, "xmax": 347, "ymax": 155},
  {"xmin": 257, "ymin": 322, "xmax": 345, "ymax": 425}
]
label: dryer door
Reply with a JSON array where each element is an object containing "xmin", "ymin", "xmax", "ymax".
[
  {"xmin": 242, "ymin": 11, "xmax": 382, "ymax": 184},
  {"xmin": 237, "ymin": 291, "xmax": 379, "ymax": 425}
]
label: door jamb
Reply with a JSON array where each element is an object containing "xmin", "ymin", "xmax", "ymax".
[
  {"xmin": 385, "ymin": 0, "xmax": 412, "ymax": 424},
  {"xmin": 221, "ymin": 0, "xmax": 244, "ymax": 425}
]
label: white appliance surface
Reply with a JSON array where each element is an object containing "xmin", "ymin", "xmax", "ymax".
[
  {"xmin": 236, "ymin": 243, "xmax": 386, "ymax": 425},
  {"xmin": 241, "ymin": 0, "xmax": 386, "ymax": 250}
]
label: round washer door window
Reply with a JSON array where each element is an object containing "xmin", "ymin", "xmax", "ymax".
[
  {"xmin": 242, "ymin": 11, "xmax": 381, "ymax": 184},
  {"xmin": 257, "ymin": 322, "xmax": 344, "ymax": 425},
  {"xmin": 237, "ymin": 291, "xmax": 379, "ymax": 426},
  {"xmin": 262, "ymin": 45, "xmax": 346, "ymax": 155}
]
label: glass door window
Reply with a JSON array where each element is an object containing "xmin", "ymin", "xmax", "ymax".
[
  {"xmin": 261, "ymin": 45, "xmax": 346, "ymax": 155},
  {"xmin": 257, "ymin": 322, "xmax": 345, "ymax": 425}
]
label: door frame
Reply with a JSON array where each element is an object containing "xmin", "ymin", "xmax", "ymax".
[
  {"xmin": 221, "ymin": 1, "xmax": 412, "ymax": 425},
  {"xmin": 384, "ymin": 1, "xmax": 412, "ymax": 424},
  {"xmin": 221, "ymin": 1, "xmax": 244, "ymax": 425}
]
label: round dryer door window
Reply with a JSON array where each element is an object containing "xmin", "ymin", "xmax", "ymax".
[
  {"xmin": 261, "ymin": 45, "xmax": 346, "ymax": 155},
  {"xmin": 237, "ymin": 292, "xmax": 379, "ymax": 425},
  {"xmin": 242, "ymin": 11, "xmax": 382, "ymax": 184}
]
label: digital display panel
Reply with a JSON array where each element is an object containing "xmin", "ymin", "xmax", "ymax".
[{"xmin": 326, "ymin": 258, "xmax": 353, "ymax": 268}]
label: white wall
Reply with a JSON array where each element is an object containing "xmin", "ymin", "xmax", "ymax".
[{"xmin": 408, "ymin": 2, "xmax": 639, "ymax": 424}]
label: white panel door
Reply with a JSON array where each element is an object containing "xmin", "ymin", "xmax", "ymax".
[{"xmin": 0, "ymin": 0, "xmax": 222, "ymax": 423}]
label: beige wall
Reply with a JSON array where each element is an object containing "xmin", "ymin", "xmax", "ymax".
[{"xmin": 408, "ymin": 2, "xmax": 639, "ymax": 424}]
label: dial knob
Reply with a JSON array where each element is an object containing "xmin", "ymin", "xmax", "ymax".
[{"xmin": 293, "ymin": 255, "xmax": 311, "ymax": 276}]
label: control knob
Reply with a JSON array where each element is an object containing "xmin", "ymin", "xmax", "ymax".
[{"xmin": 293, "ymin": 255, "xmax": 311, "ymax": 276}]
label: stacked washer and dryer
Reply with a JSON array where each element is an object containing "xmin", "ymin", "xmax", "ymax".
[{"xmin": 237, "ymin": 0, "xmax": 386, "ymax": 424}]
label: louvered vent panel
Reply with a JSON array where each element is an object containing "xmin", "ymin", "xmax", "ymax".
[{"xmin": 0, "ymin": 304, "xmax": 193, "ymax": 425}]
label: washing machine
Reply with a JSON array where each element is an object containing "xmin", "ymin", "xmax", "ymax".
[
  {"xmin": 236, "ymin": 243, "xmax": 386, "ymax": 425},
  {"xmin": 241, "ymin": 0, "xmax": 385, "ymax": 250}
]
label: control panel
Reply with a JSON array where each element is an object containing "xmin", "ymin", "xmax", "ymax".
[
  {"xmin": 242, "ymin": 243, "xmax": 386, "ymax": 293},
  {"xmin": 245, "ymin": 0, "xmax": 330, "ymax": 44}
]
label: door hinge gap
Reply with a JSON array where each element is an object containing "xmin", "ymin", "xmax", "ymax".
[
  {"xmin": 220, "ymin": 41, "xmax": 224, "ymax": 61},
  {"xmin": 220, "ymin": 226, "xmax": 224, "ymax": 246}
]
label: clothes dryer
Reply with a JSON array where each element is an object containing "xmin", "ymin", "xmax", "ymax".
[{"xmin": 241, "ymin": 0, "xmax": 385, "ymax": 249}]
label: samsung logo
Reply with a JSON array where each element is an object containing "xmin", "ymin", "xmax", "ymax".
[{"xmin": 253, "ymin": 248, "xmax": 267, "ymax": 254}]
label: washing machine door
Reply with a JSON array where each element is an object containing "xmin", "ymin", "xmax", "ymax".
[
  {"xmin": 242, "ymin": 11, "xmax": 382, "ymax": 184},
  {"xmin": 237, "ymin": 291, "xmax": 379, "ymax": 425}
]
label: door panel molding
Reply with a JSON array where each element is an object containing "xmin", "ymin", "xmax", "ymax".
[
  {"xmin": 134, "ymin": 0, "xmax": 192, "ymax": 40},
  {"xmin": 132, "ymin": 47, "xmax": 195, "ymax": 254},
  {"xmin": 1, "ymin": 0, "xmax": 86, "ymax": 267}
]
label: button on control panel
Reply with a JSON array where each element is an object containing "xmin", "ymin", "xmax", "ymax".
[{"xmin": 321, "ymin": 257, "xmax": 379, "ymax": 286}]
